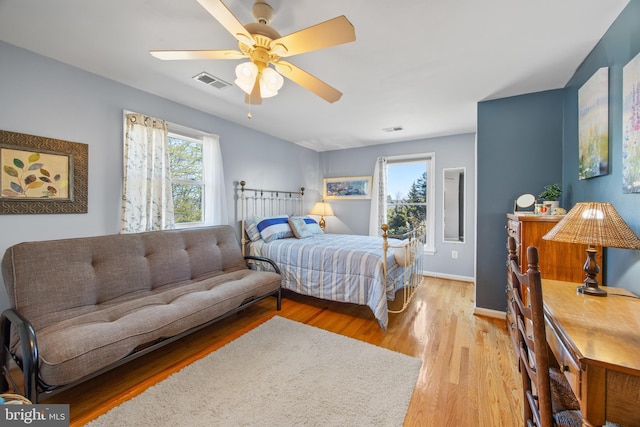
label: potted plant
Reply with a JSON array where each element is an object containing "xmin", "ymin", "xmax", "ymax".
[{"xmin": 538, "ymin": 183, "xmax": 562, "ymax": 213}]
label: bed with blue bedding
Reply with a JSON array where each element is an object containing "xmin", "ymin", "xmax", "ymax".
[
  {"xmin": 249, "ymin": 233, "xmax": 406, "ymax": 329},
  {"xmin": 239, "ymin": 181, "xmax": 424, "ymax": 330}
]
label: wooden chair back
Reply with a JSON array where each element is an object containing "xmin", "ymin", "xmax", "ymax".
[{"xmin": 507, "ymin": 236, "xmax": 555, "ymax": 427}]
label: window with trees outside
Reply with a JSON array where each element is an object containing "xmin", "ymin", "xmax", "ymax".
[
  {"xmin": 386, "ymin": 155, "xmax": 434, "ymax": 251},
  {"xmin": 168, "ymin": 131, "xmax": 212, "ymax": 227}
]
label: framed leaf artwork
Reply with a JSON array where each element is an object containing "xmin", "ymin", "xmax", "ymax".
[{"xmin": 0, "ymin": 130, "xmax": 88, "ymax": 214}]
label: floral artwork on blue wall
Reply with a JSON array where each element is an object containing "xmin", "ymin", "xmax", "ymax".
[
  {"xmin": 622, "ymin": 52, "xmax": 640, "ymax": 193},
  {"xmin": 578, "ymin": 67, "xmax": 609, "ymax": 180}
]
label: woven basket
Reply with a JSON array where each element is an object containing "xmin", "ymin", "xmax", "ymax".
[{"xmin": 0, "ymin": 393, "xmax": 32, "ymax": 404}]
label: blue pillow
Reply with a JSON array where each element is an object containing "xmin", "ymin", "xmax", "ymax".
[
  {"xmin": 289, "ymin": 217, "xmax": 313, "ymax": 238},
  {"xmin": 256, "ymin": 215, "xmax": 294, "ymax": 243},
  {"xmin": 289, "ymin": 216, "xmax": 324, "ymax": 238},
  {"xmin": 303, "ymin": 217, "xmax": 324, "ymax": 235}
]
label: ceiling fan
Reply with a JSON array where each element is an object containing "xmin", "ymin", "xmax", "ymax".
[{"xmin": 150, "ymin": 0, "xmax": 356, "ymax": 105}]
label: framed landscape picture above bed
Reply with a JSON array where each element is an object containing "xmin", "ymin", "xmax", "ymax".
[{"xmin": 323, "ymin": 176, "xmax": 372, "ymax": 200}]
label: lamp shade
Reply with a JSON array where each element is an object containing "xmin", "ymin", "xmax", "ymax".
[
  {"xmin": 234, "ymin": 62, "xmax": 258, "ymax": 95},
  {"xmin": 543, "ymin": 202, "xmax": 640, "ymax": 249},
  {"xmin": 310, "ymin": 202, "xmax": 334, "ymax": 217},
  {"xmin": 259, "ymin": 67, "xmax": 284, "ymax": 98}
]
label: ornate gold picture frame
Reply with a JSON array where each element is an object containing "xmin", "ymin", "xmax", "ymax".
[{"xmin": 0, "ymin": 130, "xmax": 88, "ymax": 214}]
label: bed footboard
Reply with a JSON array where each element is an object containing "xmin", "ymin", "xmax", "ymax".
[{"xmin": 382, "ymin": 223, "xmax": 425, "ymax": 314}]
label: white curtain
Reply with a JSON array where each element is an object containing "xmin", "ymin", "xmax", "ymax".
[
  {"xmin": 202, "ymin": 134, "xmax": 229, "ymax": 225},
  {"xmin": 368, "ymin": 157, "xmax": 387, "ymax": 236},
  {"xmin": 121, "ymin": 113, "xmax": 174, "ymax": 233}
]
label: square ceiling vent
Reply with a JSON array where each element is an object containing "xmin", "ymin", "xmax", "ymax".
[{"xmin": 193, "ymin": 72, "xmax": 232, "ymax": 89}]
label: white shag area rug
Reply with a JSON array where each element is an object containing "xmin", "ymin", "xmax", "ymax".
[{"xmin": 86, "ymin": 316, "xmax": 422, "ymax": 427}]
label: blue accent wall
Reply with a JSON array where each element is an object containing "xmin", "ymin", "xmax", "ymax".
[
  {"xmin": 476, "ymin": 89, "xmax": 564, "ymax": 311},
  {"xmin": 562, "ymin": 0, "xmax": 640, "ymax": 294},
  {"xmin": 476, "ymin": 0, "xmax": 640, "ymax": 312}
]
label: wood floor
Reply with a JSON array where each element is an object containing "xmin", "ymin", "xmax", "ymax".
[{"xmin": 39, "ymin": 277, "xmax": 522, "ymax": 426}]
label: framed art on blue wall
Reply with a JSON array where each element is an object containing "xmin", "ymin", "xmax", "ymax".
[
  {"xmin": 578, "ymin": 67, "xmax": 609, "ymax": 180},
  {"xmin": 622, "ymin": 51, "xmax": 640, "ymax": 193}
]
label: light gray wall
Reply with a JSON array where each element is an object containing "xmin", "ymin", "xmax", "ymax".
[
  {"xmin": 0, "ymin": 41, "xmax": 477, "ymax": 314},
  {"xmin": 0, "ymin": 41, "xmax": 320, "ymax": 312},
  {"xmin": 319, "ymin": 133, "xmax": 476, "ymax": 281}
]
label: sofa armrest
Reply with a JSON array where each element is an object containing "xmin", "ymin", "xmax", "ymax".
[
  {"xmin": 244, "ymin": 255, "xmax": 281, "ymax": 274},
  {"xmin": 1, "ymin": 308, "xmax": 39, "ymax": 401}
]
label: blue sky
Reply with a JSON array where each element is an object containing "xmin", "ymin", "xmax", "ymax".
[{"xmin": 387, "ymin": 162, "xmax": 425, "ymax": 200}]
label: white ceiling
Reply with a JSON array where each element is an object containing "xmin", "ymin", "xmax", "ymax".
[{"xmin": 0, "ymin": 0, "xmax": 630, "ymax": 152}]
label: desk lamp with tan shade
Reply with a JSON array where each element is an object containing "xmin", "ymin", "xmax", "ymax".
[
  {"xmin": 543, "ymin": 202, "xmax": 640, "ymax": 296},
  {"xmin": 310, "ymin": 201, "xmax": 334, "ymax": 231}
]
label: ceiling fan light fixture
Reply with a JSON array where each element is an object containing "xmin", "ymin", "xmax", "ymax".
[
  {"xmin": 259, "ymin": 67, "xmax": 284, "ymax": 98},
  {"xmin": 152, "ymin": 1, "xmax": 356, "ymax": 104},
  {"xmin": 234, "ymin": 61, "xmax": 259, "ymax": 94}
]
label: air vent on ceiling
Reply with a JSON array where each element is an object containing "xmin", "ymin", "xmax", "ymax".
[
  {"xmin": 193, "ymin": 72, "xmax": 232, "ymax": 89},
  {"xmin": 382, "ymin": 126, "xmax": 404, "ymax": 132}
]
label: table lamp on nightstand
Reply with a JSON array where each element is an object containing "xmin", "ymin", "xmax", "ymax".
[
  {"xmin": 310, "ymin": 201, "xmax": 334, "ymax": 231},
  {"xmin": 542, "ymin": 202, "xmax": 640, "ymax": 296}
]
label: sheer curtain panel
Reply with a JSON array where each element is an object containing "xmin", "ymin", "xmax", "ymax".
[
  {"xmin": 202, "ymin": 134, "xmax": 228, "ymax": 225},
  {"xmin": 121, "ymin": 113, "xmax": 174, "ymax": 233},
  {"xmin": 369, "ymin": 157, "xmax": 387, "ymax": 236}
]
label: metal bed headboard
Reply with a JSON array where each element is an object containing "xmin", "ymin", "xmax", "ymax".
[{"xmin": 239, "ymin": 180, "xmax": 305, "ymax": 254}]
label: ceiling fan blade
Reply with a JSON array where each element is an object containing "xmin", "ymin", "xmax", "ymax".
[
  {"xmin": 150, "ymin": 50, "xmax": 245, "ymax": 60},
  {"xmin": 245, "ymin": 78, "xmax": 262, "ymax": 105},
  {"xmin": 271, "ymin": 16, "xmax": 355, "ymax": 58},
  {"xmin": 196, "ymin": 0, "xmax": 255, "ymax": 46},
  {"xmin": 274, "ymin": 61, "xmax": 342, "ymax": 103}
]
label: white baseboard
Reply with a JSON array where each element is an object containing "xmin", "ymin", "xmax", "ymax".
[
  {"xmin": 473, "ymin": 307, "xmax": 506, "ymax": 319},
  {"xmin": 422, "ymin": 271, "xmax": 474, "ymax": 283}
]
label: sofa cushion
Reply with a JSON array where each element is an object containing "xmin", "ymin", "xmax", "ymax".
[
  {"xmin": 1, "ymin": 226, "xmax": 248, "ymax": 333},
  {"xmin": 31, "ymin": 269, "xmax": 281, "ymax": 386}
]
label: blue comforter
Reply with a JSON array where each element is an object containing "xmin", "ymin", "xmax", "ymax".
[{"xmin": 250, "ymin": 233, "xmax": 404, "ymax": 329}]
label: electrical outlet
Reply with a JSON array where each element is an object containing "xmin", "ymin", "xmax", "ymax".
[{"xmin": 451, "ymin": 250, "xmax": 458, "ymax": 259}]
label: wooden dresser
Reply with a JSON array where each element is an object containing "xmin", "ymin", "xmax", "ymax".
[{"xmin": 505, "ymin": 213, "xmax": 603, "ymax": 283}]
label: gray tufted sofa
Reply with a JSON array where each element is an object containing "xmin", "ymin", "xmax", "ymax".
[{"xmin": 0, "ymin": 225, "xmax": 281, "ymax": 402}]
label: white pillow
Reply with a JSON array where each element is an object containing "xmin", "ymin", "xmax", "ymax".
[{"xmin": 393, "ymin": 240, "xmax": 416, "ymax": 266}]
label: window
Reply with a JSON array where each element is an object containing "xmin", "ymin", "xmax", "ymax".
[
  {"xmin": 167, "ymin": 128, "xmax": 217, "ymax": 228},
  {"xmin": 122, "ymin": 110, "xmax": 227, "ymax": 233},
  {"xmin": 168, "ymin": 133, "xmax": 204, "ymax": 225},
  {"xmin": 385, "ymin": 154, "xmax": 435, "ymax": 251}
]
